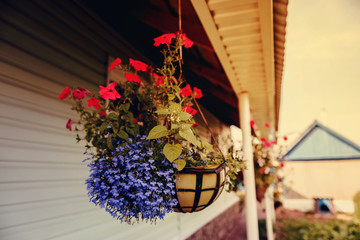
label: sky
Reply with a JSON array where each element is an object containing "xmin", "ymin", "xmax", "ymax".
[{"xmin": 278, "ymin": 0, "xmax": 360, "ymax": 145}]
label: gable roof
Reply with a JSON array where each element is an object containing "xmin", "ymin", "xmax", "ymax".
[{"xmin": 282, "ymin": 121, "xmax": 360, "ymax": 161}]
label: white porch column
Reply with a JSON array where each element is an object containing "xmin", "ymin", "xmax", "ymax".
[
  {"xmin": 239, "ymin": 92, "xmax": 259, "ymax": 240},
  {"xmin": 265, "ymin": 187, "xmax": 275, "ymax": 240}
]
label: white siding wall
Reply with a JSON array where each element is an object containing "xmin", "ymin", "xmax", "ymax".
[{"xmin": 0, "ymin": 1, "xmax": 239, "ymax": 239}]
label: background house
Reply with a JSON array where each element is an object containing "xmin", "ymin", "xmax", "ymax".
[
  {"xmin": 0, "ymin": 0, "xmax": 287, "ymax": 239},
  {"xmin": 282, "ymin": 121, "xmax": 360, "ymax": 213}
]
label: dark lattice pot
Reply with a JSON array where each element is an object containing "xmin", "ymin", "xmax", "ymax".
[{"xmin": 174, "ymin": 164, "xmax": 226, "ymax": 213}]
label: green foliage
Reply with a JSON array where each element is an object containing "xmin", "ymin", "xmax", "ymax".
[
  {"xmin": 276, "ymin": 219, "xmax": 360, "ymax": 240},
  {"xmin": 174, "ymin": 159, "xmax": 186, "ymax": 171},
  {"xmin": 163, "ymin": 143, "xmax": 182, "ymax": 162},
  {"xmin": 354, "ymin": 191, "xmax": 360, "ymax": 221},
  {"xmin": 146, "ymin": 125, "xmax": 168, "ymax": 140},
  {"xmin": 63, "ymin": 33, "xmax": 244, "ymax": 184}
]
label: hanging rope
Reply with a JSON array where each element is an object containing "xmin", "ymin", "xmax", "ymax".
[{"xmin": 177, "ymin": 0, "xmax": 223, "ymax": 155}]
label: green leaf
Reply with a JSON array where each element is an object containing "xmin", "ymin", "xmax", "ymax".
[
  {"xmin": 169, "ymin": 102, "xmax": 181, "ymax": 113},
  {"xmin": 107, "ymin": 138, "xmax": 114, "ymax": 150},
  {"xmin": 147, "ymin": 125, "xmax": 168, "ymax": 139},
  {"xmin": 133, "ymin": 124, "xmax": 140, "ymax": 136},
  {"xmin": 167, "ymin": 94, "xmax": 175, "ymax": 100},
  {"xmin": 178, "ymin": 111, "xmax": 192, "ymax": 121},
  {"xmin": 99, "ymin": 122, "xmax": 109, "ymax": 133},
  {"xmin": 117, "ymin": 130, "xmax": 129, "ymax": 141},
  {"xmin": 123, "ymin": 112, "xmax": 134, "ymax": 123},
  {"xmin": 171, "ymin": 123, "xmax": 181, "ymax": 130},
  {"xmin": 202, "ymin": 141, "xmax": 215, "ymax": 152},
  {"xmin": 124, "ymin": 103, "xmax": 130, "ymax": 111},
  {"xmin": 155, "ymin": 108, "xmax": 170, "ymax": 115},
  {"xmin": 85, "ymin": 132, "xmax": 92, "ymax": 142},
  {"xmin": 174, "ymin": 159, "xmax": 186, "ymax": 171},
  {"xmin": 163, "ymin": 143, "xmax": 182, "ymax": 162},
  {"xmin": 119, "ymin": 103, "xmax": 130, "ymax": 111},
  {"xmin": 108, "ymin": 113, "xmax": 118, "ymax": 120},
  {"xmin": 179, "ymin": 128, "xmax": 201, "ymax": 147},
  {"xmin": 181, "ymin": 124, "xmax": 192, "ymax": 130},
  {"xmin": 125, "ymin": 126, "xmax": 136, "ymax": 137}
]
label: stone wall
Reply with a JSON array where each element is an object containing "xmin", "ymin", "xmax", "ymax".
[{"xmin": 186, "ymin": 202, "xmax": 242, "ymax": 240}]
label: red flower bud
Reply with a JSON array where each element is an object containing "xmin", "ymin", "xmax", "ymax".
[
  {"xmin": 250, "ymin": 120, "xmax": 255, "ymax": 127},
  {"xmin": 58, "ymin": 86, "xmax": 71, "ymax": 100},
  {"xmin": 180, "ymin": 84, "xmax": 192, "ymax": 97},
  {"xmin": 66, "ymin": 119, "xmax": 73, "ymax": 131},
  {"xmin": 88, "ymin": 97, "xmax": 101, "ymax": 110},
  {"xmin": 129, "ymin": 58, "xmax": 148, "ymax": 72},
  {"xmin": 108, "ymin": 58, "xmax": 121, "ymax": 70},
  {"xmin": 193, "ymin": 87, "xmax": 203, "ymax": 99},
  {"xmin": 179, "ymin": 33, "xmax": 194, "ymax": 48},
  {"xmin": 191, "ymin": 123, "xmax": 199, "ymax": 128},
  {"xmin": 72, "ymin": 87, "xmax": 87, "ymax": 99},
  {"xmin": 264, "ymin": 141, "xmax": 271, "ymax": 148},
  {"xmin": 125, "ymin": 73, "xmax": 141, "ymax": 84},
  {"xmin": 182, "ymin": 103, "xmax": 197, "ymax": 115},
  {"xmin": 153, "ymin": 33, "xmax": 176, "ymax": 46},
  {"xmin": 99, "ymin": 82, "xmax": 121, "ymax": 100}
]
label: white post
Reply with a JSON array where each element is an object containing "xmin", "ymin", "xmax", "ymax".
[
  {"xmin": 239, "ymin": 92, "xmax": 259, "ymax": 240},
  {"xmin": 265, "ymin": 187, "xmax": 275, "ymax": 240}
]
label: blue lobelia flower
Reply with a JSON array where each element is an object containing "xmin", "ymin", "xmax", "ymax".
[{"xmin": 84, "ymin": 135, "xmax": 178, "ymax": 224}]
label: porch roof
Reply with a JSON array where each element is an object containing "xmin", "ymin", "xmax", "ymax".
[{"xmin": 81, "ymin": 0, "xmax": 288, "ymax": 135}]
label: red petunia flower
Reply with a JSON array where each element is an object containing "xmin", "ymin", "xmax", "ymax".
[
  {"xmin": 183, "ymin": 103, "xmax": 197, "ymax": 115},
  {"xmin": 108, "ymin": 58, "xmax": 122, "ymax": 70},
  {"xmin": 180, "ymin": 33, "xmax": 194, "ymax": 48},
  {"xmin": 153, "ymin": 33, "xmax": 176, "ymax": 46},
  {"xmin": 259, "ymin": 169, "xmax": 265, "ymax": 175},
  {"xmin": 58, "ymin": 86, "xmax": 71, "ymax": 100},
  {"xmin": 265, "ymin": 123, "xmax": 270, "ymax": 128},
  {"xmin": 129, "ymin": 58, "xmax": 148, "ymax": 72},
  {"xmin": 280, "ymin": 162, "xmax": 284, "ymax": 168},
  {"xmin": 88, "ymin": 97, "xmax": 101, "ymax": 110},
  {"xmin": 72, "ymin": 87, "xmax": 87, "ymax": 99},
  {"xmin": 125, "ymin": 73, "xmax": 142, "ymax": 84},
  {"xmin": 180, "ymin": 84, "xmax": 192, "ymax": 97},
  {"xmin": 66, "ymin": 119, "xmax": 73, "ymax": 131},
  {"xmin": 264, "ymin": 141, "xmax": 271, "ymax": 148},
  {"xmin": 191, "ymin": 123, "xmax": 199, "ymax": 128},
  {"xmin": 271, "ymin": 141, "xmax": 277, "ymax": 145},
  {"xmin": 283, "ymin": 136, "xmax": 288, "ymax": 141},
  {"xmin": 99, "ymin": 82, "xmax": 121, "ymax": 100},
  {"xmin": 99, "ymin": 110, "xmax": 106, "ymax": 116},
  {"xmin": 260, "ymin": 137, "xmax": 266, "ymax": 142},
  {"xmin": 193, "ymin": 87, "xmax": 203, "ymax": 99},
  {"xmin": 133, "ymin": 118, "xmax": 138, "ymax": 124},
  {"xmin": 250, "ymin": 120, "xmax": 255, "ymax": 127}
]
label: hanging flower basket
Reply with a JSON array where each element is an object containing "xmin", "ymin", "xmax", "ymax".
[
  {"xmin": 58, "ymin": 31, "xmax": 244, "ymax": 223},
  {"xmin": 174, "ymin": 164, "xmax": 226, "ymax": 213}
]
